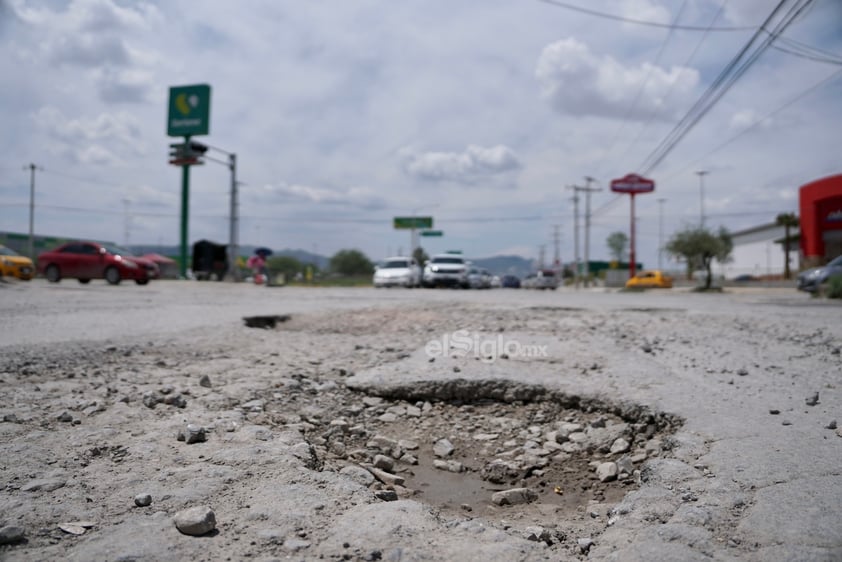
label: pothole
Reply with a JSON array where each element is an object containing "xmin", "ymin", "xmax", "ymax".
[{"xmin": 259, "ymin": 377, "xmax": 681, "ymax": 544}]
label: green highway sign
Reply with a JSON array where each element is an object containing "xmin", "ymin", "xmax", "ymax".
[
  {"xmin": 167, "ymin": 84, "xmax": 211, "ymax": 137},
  {"xmin": 420, "ymin": 230, "xmax": 443, "ymax": 237},
  {"xmin": 393, "ymin": 216, "xmax": 433, "ymax": 229}
]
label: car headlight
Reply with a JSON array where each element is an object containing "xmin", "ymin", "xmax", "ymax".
[
  {"xmin": 431, "ymin": 266, "xmax": 439, "ymax": 272},
  {"xmin": 121, "ymin": 259, "xmax": 138, "ymax": 269},
  {"xmin": 1, "ymin": 258, "xmax": 10, "ymax": 266}
]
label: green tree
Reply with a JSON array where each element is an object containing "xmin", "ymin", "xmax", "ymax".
[
  {"xmin": 776, "ymin": 212, "xmax": 799, "ymax": 280},
  {"xmin": 265, "ymin": 255, "xmax": 304, "ymax": 280},
  {"xmin": 606, "ymin": 231, "xmax": 628, "ymax": 263},
  {"xmin": 330, "ymin": 249, "xmax": 374, "ymax": 276},
  {"xmin": 413, "ymin": 246, "xmax": 430, "ymax": 266},
  {"xmin": 665, "ymin": 226, "xmax": 733, "ymax": 290}
]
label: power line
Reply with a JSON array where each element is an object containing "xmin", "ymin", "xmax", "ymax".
[
  {"xmin": 638, "ymin": 0, "xmax": 815, "ymax": 175},
  {"xmin": 536, "ymin": 0, "xmax": 755, "ymax": 31}
]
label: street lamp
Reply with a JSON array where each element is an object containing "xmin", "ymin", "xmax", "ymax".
[{"xmin": 695, "ymin": 170, "xmax": 708, "ymax": 228}]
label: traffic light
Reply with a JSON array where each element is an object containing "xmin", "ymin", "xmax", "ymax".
[{"xmin": 168, "ymin": 141, "xmax": 206, "ymax": 166}]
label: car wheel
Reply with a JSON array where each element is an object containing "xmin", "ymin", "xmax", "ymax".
[
  {"xmin": 78, "ymin": 279, "xmax": 91, "ymax": 284},
  {"xmin": 105, "ymin": 266, "xmax": 121, "ymax": 285},
  {"xmin": 135, "ymin": 279, "xmax": 149, "ymax": 285},
  {"xmin": 45, "ymin": 264, "xmax": 61, "ymax": 283}
]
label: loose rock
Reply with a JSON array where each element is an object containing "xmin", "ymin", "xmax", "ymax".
[
  {"xmin": 134, "ymin": 493, "xmax": 152, "ymax": 507},
  {"xmin": 0, "ymin": 525, "xmax": 25, "ymax": 545},
  {"xmin": 491, "ymin": 487, "xmax": 537, "ymax": 506},
  {"xmin": 174, "ymin": 506, "xmax": 216, "ymax": 536}
]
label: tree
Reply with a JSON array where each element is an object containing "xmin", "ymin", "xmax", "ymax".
[
  {"xmin": 265, "ymin": 255, "xmax": 304, "ymax": 280},
  {"xmin": 665, "ymin": 226, "xmax": 733, "ymax": 290},
  {"xmin": 329, "ymin": 249, "xmax": 374, "ymax": 276},
  {"xmin": 413, "ymin": 246, "xmax": 430, "ymax": 266},
  {"xmin": 776, "ymin": 212, "xmax": 799, "ymax": 280},
  {"xmin": 606, "ymin": 231, "xmax": 628, "ymax": 263}
]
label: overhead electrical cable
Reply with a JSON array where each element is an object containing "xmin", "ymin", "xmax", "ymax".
[
  {"xmin": 536, "ymin": 0, "xmax": 754, "ymax": 31},
  {"xmin": 637, "ymin": 0, "xmax": 815, "ymax": 175}
]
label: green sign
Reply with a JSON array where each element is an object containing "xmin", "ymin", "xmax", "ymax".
[
  {"xmin": 167, "ymin": 84, "xmax": 211, "ymax": 137},
  {"xmin": 393, "ymin": 216, "xmax": 433, "ymax": 229},
  {"xmin": 420, "ymin": 230, "xmax": 443, "ymax": 237}
]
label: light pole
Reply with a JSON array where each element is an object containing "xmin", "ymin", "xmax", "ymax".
[
  {"xmin": 24, "ymin": 163, "xmax": 41, "ymax": 259},
  {"xmin": 695, "ymin": 170, "xmax": 708, "ymax": 228},
  {"xmin": 195, "ymin": 144, "xmax": 240, "ymax": 280}
]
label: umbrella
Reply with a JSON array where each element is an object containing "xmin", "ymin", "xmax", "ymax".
[{"xmin": 254, "ymin": 247, "xmax": 273, "ymax": 257}]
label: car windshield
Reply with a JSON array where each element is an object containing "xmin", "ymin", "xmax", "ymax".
[
  {"xmin": 829, "ymin": 255, "xmax": 842, "ymax": 267},
  {"xmin": 0, "ymin": 246, "xmax": 21, "ymax": 257},
  {"xmin": 432, "ymin": 257, "xmax": 464, "ymax": 264},
  {"xmin": 383, "ymin": 260, "xmax": 409, "ymax": 268}
]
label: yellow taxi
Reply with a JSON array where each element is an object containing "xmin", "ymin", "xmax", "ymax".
[
  {"xmin": 625, "ymin": 270, "xmax": 673, "ymax": 289},
  {"xmin": 0, "ymin": 244, "xmax": 35, "ymax": 281}
]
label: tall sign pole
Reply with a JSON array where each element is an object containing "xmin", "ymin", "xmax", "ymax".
[
  {"xmin": 167, "ymin": 84, "xmax": 211, "ymax": 278},
  {"xmin": 610, "ymin": 173, "xmax": 655, "ymax": 279}
]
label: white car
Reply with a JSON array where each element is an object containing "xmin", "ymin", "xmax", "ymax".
[
  {"xmin": 423, "ymin": 254, "xmax": 470, "ymax": 288},
  {"xmin": 373, "ymin": 257, "xmax": 422, "ymax": 288}
]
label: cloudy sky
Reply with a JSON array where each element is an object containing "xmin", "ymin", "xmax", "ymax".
[{"xmin": 2, "ymin": 0, "xmax": 841, "ymax": 267}]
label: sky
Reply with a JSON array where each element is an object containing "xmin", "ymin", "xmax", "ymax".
[{"xmin": 2, "ymin": 0, "xmax": 841, "ymax": 268}]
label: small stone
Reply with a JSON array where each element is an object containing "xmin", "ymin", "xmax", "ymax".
[
  {"xmin": 596, "ymin": 462, "xmax": 619, "ymax": 482},
  {"xmin": 134, "ymin": 493, "xmax": 152, "ymax": 507},
  {"xmin": 0, "ymin": 525, "xmax": 25, "ymax": 545},
  {"xmin": 373, "ymin": 489, "xmax": 398, "ymax": 501},
  {"xmin": 578, "ymin": 538, "xmax": 594, "ymax": 553},
  {"xmin": 782, "ymin": 420, "xmax": 792, "ymax": 426},
  {"xmin": 177, "ymin": 424, "xmax": 207, "ymax": 444},
  {"xmin": 737, "ymin": 368, "xmax": 748, "ymax": 376},
  {"xmin": 806, "ymin": 392, "xmax": 819, "ymax": 406},
  {"xmin": 491, "ymin": 487, "xmax": 537, "ymax": 506},
  {"xmin": 826, "ymin": 420, "xmax": 837, "ymax": 430},
  {"xmin": 372, "ymin": 454, "xmax": 394, "ymax": 472},
  {"xmin": 433, "ymin": 438, "xmax": 455, "ymax": 458},
  {"xmin": 198, "ymin": 375, "xmax": 212, "ymax": 388},
  {"xmin": 433, "ymin": 459, "xmax": 464, "ymax": 473},
  {"xmin": 610, "ymin": 438, "xmax": 630, "ymax": 454},
  {"xmin": 283, "ymin": 538, "xmax": 311, "ymax": 551},
  {"xmin": 769, "ymin": 409, "xmax": 780, "ymax": 415},
  {"xmin": 174, "ymin": 506, "xmax": 216, "ymax": 536},
  {"xmin": 340, "ymin": 465, "xmax": 376, "ymax": 487},
  {"xmin": 57, "ymin": 411, "xmax": 73, "ymax": 423}
]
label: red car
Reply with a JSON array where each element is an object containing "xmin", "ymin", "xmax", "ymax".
[{"xmin": 37, "ymin": 241, "xmax": 159, "ymax": 285}]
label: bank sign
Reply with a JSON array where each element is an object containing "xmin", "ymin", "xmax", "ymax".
[{"xmin": 167, "ymin": 84, "xmax": 211, "ymax": 137}]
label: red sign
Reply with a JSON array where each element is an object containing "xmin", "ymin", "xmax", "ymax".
[{"xmin": 610, "ymin": 173, "xmax": 655, "ymax": 194}]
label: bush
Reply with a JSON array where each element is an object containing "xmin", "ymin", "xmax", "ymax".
[{"xmin": 826, "ymin": 275, "xmax": 842, "ymax": 299}]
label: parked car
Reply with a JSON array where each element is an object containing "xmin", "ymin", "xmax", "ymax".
[
  {"xmin": 422, "ymin": 254, "xmax": 470, "ymax": 288},
  {"xmin": 797, "ymin": 254, "xmax": 842, "ymax": 293},
  {"xmin": 500, "ymin": 274, "xmax": 521, "ymax": 288},
  {"xmin": 467, "ymin": 267, "xmax": 492, "ymax": 289},
  {"xmin": 625, "ymin": 270, "xmax": 673, "ymax": 289},
  {"xmin": 373, "ymin": 256, "xmax": 421, "ymax": 288},
  {"xmin": 37, "ymin": 241, "xmax": 159, "ymax": 285},
  {"xmin": 0, "ymin": 244, "xmax": 35, "ymax": 280},
  {"xmin": 523, "ymin": 269, "xmax": 558, "ymax": 290}
]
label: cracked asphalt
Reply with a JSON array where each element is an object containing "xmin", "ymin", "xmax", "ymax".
[{"xmin": 0, "ymin": 279, "xmax": 840, "ymax": 561}]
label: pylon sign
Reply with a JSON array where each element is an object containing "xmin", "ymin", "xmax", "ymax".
[
  {"xmin": 167, "ymin": 84, "xmax": 211, "ymax": 137},
  {"xmin": 610, "ymin": 173, "xmax": 655, "ymax": 194}
]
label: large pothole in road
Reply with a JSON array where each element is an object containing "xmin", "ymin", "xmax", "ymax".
[{"xmin": 261, "ymin": 377, "xmax": 681, "ymax": 541}]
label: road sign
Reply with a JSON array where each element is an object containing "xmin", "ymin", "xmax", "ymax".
[
  {"xmin": 420, "ymin": 230, "xmax": 443, "ymax": 237},
  {"xmin": 167, "ymin": 84, "xmax": 211, "ymax": 137},
  {"xmin": 610, "ymin": 173, "xmax": 655, "ymax": 194},
  {"xmin": 393, "ymin": 216, "xmax": 433, "ymax": 229}
]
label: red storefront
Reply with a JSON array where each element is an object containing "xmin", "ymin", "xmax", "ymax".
[{"xmin": 799, "ymin": 174, "xmax": 842, "ymax": 267}]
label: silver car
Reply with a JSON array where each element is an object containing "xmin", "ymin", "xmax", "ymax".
[
  {"xmin": 423, "ymin": 254, "xmax": 469, "ymax": 288},
  {"xmin": 797, "ymin": 254, "xmax": 842, "ymax": 293}
]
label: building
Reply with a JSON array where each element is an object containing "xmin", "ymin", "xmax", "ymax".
[{"xmin": 799, "ymin": 173, "xmax": 842, "ymax": 268}]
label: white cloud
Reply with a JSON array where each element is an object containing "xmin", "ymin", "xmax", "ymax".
[
  {"xmin": 536, "ymin": 37, "xmax": 699, "ymax": 121},
  {"xmin": 255, "ymin": 183, "xmax": 387, "ymax": 210},
  {"xmin": 402, "ymin": 145, "xmax": 522, "ymax": 183}
]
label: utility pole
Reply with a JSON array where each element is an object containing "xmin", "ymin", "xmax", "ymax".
[
  {"xmin": 568, "ymin": 188, "xmax": 581, "ymax": 289},
  {"xmin": 228, "ymin": 153, "xmax": 240, "ymax": 281},
  {"xmin": 695, "ymin": 170, "xmax": 708, "ymax": 228},
  {"xmin": 123, "ymin": 198, "xmax": 132, "ymax": 250},
  {"xmin": 552, "ymin": 224, "xmax": 561, "ymax": 270},
  {"xmin": 568, "ymin": 179, "xmax": 601, "ymax": 287},
  {"xmin": 24, "ymin": 163, "xmax": 42, "ymax": 260},
  {"xmin": 538, "ymin": 244, "xmax": 546, "ymax": 270},
  {"xmin": 657, "ymin": 198, "xmax": 666, "ymax": 270}
]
